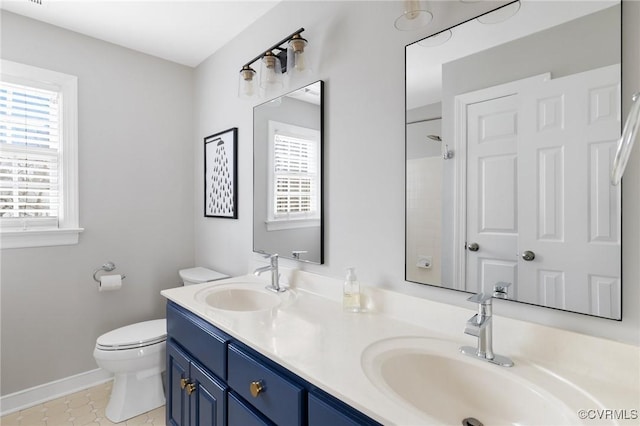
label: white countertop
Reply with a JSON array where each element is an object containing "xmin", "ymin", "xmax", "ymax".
[{"xmin": 161, "ymin": 270, "xmax": 640, "ymax": 425}]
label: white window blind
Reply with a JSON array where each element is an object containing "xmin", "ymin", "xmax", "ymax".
[
  {"xmin": 0, "ymin": 81, "xmax": 60, "ymax": 227},
  {"xmin": 273, "ymin": 134, "xmax": 318, "ymax": 217},
  {"xmin": 266, "ymin": 120, "xmax": 321, "ymax": 230},
  {"xmin": 0, "ymin": 60, "xmax": 81, "ymax": 249}
]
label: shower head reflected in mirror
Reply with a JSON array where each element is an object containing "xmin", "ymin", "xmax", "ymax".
[{"xmin": 426, "ymin": 134, "xmax": 453, "ymax": 159}]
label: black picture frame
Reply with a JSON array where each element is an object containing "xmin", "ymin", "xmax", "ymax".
[{"xmin": 204, "ymin": 127, "xmax": 238, "ymax": 218}]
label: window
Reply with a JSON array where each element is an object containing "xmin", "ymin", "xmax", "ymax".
[
  {"xmin": 267, "ymin": 120, "xmax": 320, "ymax": 230},
  {"xmin": 0, "ymin": 60, "xmax": 82, "ymax": 248}
]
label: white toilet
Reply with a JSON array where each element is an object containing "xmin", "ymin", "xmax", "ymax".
[{"xmin": 93, "ymin": 267, "xmax": 228, "ymax": 423}]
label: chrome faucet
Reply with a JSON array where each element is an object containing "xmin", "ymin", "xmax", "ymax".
[
  {"xmin": 460, "ymin": 292, "xmax": 513, "ymax": 367},
  {"xmin": 253, "ymin": 253, "xmax": 286, "ymax": 293}
]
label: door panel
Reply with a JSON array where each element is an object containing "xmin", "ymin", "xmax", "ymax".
[
  {"xmin": 466, "ymin": 95, "xmax": 519, "ymax": 295},
  {"xmin": 520, "ymin": 64, "xmax": 621, "ymax": 317}
]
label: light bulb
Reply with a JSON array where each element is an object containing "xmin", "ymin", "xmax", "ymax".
[
  {"xmin": 288, "ymin": 34, "xmax": 308, "ymax": 72},
  {"xmin": 238, "ymin": 66, "xmax": 256, "ymax": 98},
  {"xmin": 260, "ymin": 51, "xmax": 283, "ymax": 90}
]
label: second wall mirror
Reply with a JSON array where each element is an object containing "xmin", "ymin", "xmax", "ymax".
[
  {"xmin": 254, "ymin": 80, "xmax": 324, "ymax": 264},
  {"xmin": 405, "ymin": 1, "xmax": 622, "ymax": 319}
]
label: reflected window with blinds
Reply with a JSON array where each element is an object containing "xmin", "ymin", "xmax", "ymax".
[
  {"xmin": 267, "ymin": 120, "xmax": 320, "ymax": 230},
  {"xmin": 0, "ymin": 81, "xmax": 60, "ymax": 228},
  {"xmin": 0, "ymin": 60, "xmax": 80, "ymax": 249}
]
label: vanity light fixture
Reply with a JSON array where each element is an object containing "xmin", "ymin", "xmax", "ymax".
[
  {"xmin": 237, "ymin": 28, "xmax": 310, "ymax": 99},
  {"xmin": 395, "ymin": 0, "xmax": 433, "ymax": 31}
]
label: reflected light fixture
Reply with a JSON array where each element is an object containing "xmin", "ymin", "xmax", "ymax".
[
  {"xmin": 238, "ymin": 28, "xmax": 310, "ymax": 99},
  {"xmin": 477, "ymin": 1, "xmax": 521, "ymax": 24},
  {"xmin": 395, "ymin": 0, "xmax": 433, "ymax": 31},
  {"xmin": 418, "ymin": 29, "xmax": 452, "ymax": 47}
]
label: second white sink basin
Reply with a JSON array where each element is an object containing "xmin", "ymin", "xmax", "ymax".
[
  {"xmin": 361, "ymin": 337, "xmax": 608, "ymax": 426},
  {"xmin": 195, "ymin": 282, "xmax": 288, "ymax": 312}
]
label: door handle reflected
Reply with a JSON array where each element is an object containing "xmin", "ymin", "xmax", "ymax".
[
  {"xmin": 467, "ymin": 242, "xmax": 480, "ymax": 252},
  {"xmin": 521, "ymin": 250, "xmax": 536, "ymax": 261}
]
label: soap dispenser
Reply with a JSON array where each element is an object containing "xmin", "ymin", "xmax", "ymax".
[{"xmin": 343, "ymin": 267, "xmax": 361, "ymax": 312}]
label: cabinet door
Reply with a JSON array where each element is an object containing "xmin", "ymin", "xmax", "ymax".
[
  {"xmin": 189, "ymin": 361, "xmax": 226, "ymax": 426},
  {"xmin": 167, "ymin": 341, "xmax": 190, "ymax": 426}
]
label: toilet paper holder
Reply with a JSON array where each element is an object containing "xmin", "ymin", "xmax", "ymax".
[{"xmin": 93, "ymin": 261, "xmax": 126, "ymax": 283}]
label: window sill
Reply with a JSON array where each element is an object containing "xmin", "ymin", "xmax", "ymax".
[
  {"xmin": 266, "ymin": 218, "xmax": 320, "ymax": 231},
  {"xmin": 1, "ymin": 227, "xmax": 84, "ymax": 249}
]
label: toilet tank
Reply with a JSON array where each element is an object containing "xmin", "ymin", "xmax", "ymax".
[{"xmin": 179, "ymin": 267, "xmax": 229, "ymax": 286}]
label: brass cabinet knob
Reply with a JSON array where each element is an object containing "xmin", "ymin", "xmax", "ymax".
[
  {"xmin": 250, "ymin": 380, "xmax": 265, "ymax": 397},
  {"xmin": 180, "ymin": 378, "xmax": 189, "ymax": 389},
  {"xmin": 186, "ymin": 382, "xmax": 197, "ymax": 396},
  {"xmin": 181, "ymin": 378, "xmax": 197, "ymax": 395}
]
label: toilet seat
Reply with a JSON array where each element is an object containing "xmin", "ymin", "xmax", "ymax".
[{"xmin": 96, "ymin": 319, "xmax": 166, "ymax": 351}]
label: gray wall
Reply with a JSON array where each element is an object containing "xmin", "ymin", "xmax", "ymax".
[
  {"xmin": 442, "ymin": 5, "xmax": 620, "ymax": 101},
  {"xmin": 0, "ymin": 12, "xmax": 195, "ymax": 395},
  {"xmin": 194, "ymin": 0, "xmax": 640, "ymax": 346}
]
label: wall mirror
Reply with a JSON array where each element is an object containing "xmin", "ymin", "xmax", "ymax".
[
  {"xmin": 254, "ymin": 80, "xmax": 324, "ymax": 264},
  {"xmin": 405, "ymin": 1, "xmax": 622, "ymax": 319}
]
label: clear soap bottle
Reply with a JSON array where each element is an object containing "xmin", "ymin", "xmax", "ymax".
[{"xmin": 343, "ymin": 267, "xmax": 361, "ymax": 312}]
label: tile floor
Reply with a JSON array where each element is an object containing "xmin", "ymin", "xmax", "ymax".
[{"xmin": 0, "ymin": 381, "xmax": 166, "ymax": 426}]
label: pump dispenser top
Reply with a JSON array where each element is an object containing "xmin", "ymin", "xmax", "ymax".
[{"xmin": 343, "ymin": 267, "xmax": 361, "ymax": 312}]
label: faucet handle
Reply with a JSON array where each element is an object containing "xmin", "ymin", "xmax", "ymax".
[
  {"xmin": 493, "ymin": 282, "xmax": 512, "ymax": 299},
  {"xmin": 467, "ymin": 292, "xmax": 493, "ymax": 305}
]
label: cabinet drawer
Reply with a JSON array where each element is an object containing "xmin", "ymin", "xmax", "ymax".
[
  {"xmin": 309, "ymin": 391, "xmax": 381, "ymax": 426},
  {"xmin": 228, "ymin": 344, "xmax": 303, "ymax": 426},
  {"xmin": 228, "ymin": 392, "xmax": 275, "ymax": 426},
  {"xmin": 167, "ymin": 302, "xmax": 230, "ymax": 380}
]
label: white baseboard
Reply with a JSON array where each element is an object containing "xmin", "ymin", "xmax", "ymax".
[{"xmin": 0, "ymin": 368, "xmax": 113, "ymax": 416}]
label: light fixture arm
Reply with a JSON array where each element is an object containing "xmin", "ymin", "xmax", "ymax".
[{"xmin": 242, "ymin": 27, "xmax": 305, "ymax": 71}]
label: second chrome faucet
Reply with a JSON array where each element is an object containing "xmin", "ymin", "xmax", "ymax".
[
  {"xmin": 460, "ymin": 290, "xmax": 513, "ymax": 367},
  {"xmin": 253, "ymin": 253, "xmax": 286, "ymax": 293}
]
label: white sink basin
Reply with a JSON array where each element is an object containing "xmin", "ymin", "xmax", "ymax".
[
  {"xmin": 361, "ymin": 337, "xmax": 608, "ymax": 426},
  {"xmin": 194, "ymin": 282, "xmax": 288, "ymax": 312}
]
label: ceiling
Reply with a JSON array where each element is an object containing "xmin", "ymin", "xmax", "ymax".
[{"xmin": 0, "ymin": 0, "xmax": 282, "ymax": 67}]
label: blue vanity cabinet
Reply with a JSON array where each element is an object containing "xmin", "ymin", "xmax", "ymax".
[{"xmin": 166, "ymin": 301, "xmax": 381, "ymax": 426}]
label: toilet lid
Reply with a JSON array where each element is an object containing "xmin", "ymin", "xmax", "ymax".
[
  {"xmin": 180, "ymin": 267, "xmax": 229, "ymax": 284},
  {"xmin": 96, "ymin": 319, "xmax": 166, "ymax": 351}
]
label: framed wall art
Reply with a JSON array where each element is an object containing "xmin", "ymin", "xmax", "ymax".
[{"xmin": 204, "ymin": 127, "xmax": 238, "ymax": 218}]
